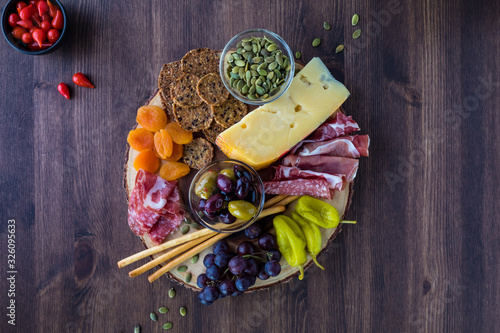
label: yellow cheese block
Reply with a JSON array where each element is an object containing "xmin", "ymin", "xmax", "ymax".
[{"xmin": 216, "ymin": 57, "xmax": 350, "ymax": 170}]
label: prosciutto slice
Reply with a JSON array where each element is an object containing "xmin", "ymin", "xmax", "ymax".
[
  {"xmin": 264, "ymin": 179, "xmax": 332, "ymax": 200},
  {"xmin": 273, "ymin": 165, "xmax": 344, "ymax": 191},
  {"xmin": 296, "ymin": 135, "xmax": 370, "ymax": 158},
  {"xmin": 127, "ymin": 170, "xmax": 185, "ymax": 244},
  {"xmin": 282, "ymin": 155, "xmax": 359, "ymax": 183}
]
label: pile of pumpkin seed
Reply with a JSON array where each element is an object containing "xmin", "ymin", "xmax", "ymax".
[{"xmin": 226, "ymin": 36, "xmax": 292, "ymax": 100}]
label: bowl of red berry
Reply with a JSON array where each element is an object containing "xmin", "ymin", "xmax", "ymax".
[
  {"xmin": 1, "ymin": 0, "xmax": 67, "ymax": 55},
  {"xmin": 189, "ymin": 159, "xmax": 265, "ymax": 233}
]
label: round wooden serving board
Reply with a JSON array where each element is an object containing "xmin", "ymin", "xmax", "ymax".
[{"xmin": 124, "ymin": 65, "xmax": 353, "ymax": 292}]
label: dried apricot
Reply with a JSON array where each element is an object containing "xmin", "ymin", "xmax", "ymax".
[
  {"xmin": 165, "ymin": 143, "xmax": 184, "ymax": 162},
  {"xmin": 165, "ymin": 122, "xmax": 193, "ymax": 144},
  {"xmin": 127, "ymin": 128, "xmax": 154, "ymax": 151},
  {"xmin": 154, "ymin": 129, "xmax": 173, "ymax": 159},
  {"xmin": 136, "ymin": 105, "xmax": 167, "ymax": 131},
  {"xmin": 133, "ymin": 149, "xmax": 160, "ymax": 173},
  {"xmin": 159, "ymin": 161, "xmax": 190, "ymax": 181}
]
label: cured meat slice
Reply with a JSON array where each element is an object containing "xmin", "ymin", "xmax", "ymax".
[
  {"xmin": 264, "ymin": 179, "xmax": 332, "ymax": 200},
  {"xmin": 128, "ymin": 186, "xmax": 161, "ymax": 236},
  {"xmin": 148, "ymin": 211, "xmax": 184, "ymax": 245},
  {"xmin": 307, "ymin": 112, "xmax": 360, "ymax": 142},
  {"xmin": 127, "ymin": 169, "xmax": 185, "ymax": 243},
  {"xmin": 135, "ymin": 169, "xmax": 178, "ymax": 215},
  {"xmin": 273, "ymin": 165, "xmax": 344, "ymax": 191},
  {"xmin": 282, "ymin": 155, "xmax": 359, "ymax": 183},
  {"xmin": 297, "ymin": 135, "xmax": 370, "ymax": 158}
]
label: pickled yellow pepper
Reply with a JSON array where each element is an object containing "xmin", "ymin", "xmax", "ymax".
[
  {"xmin": 273, "ymin": 215, "xmax": 308, "ymax": 280},
  {"xmin": 295, "ymin": 195, "xmax": 340, "ymax": 229},
  {"xmin": 291, "ymin": 211, "xmax": 325, "ymax": 270}
]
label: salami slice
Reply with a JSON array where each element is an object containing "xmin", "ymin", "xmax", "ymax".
[
  {"xmin": 128, "ymin": 186, "xmax": 161, "ymax": 236},
  {"xmin": 148, "ymin": 211, "xmax": 184, "ymax": 245},
  {"xmin": 263, "ymin": 179, "xmax": 332, "ymax": 200}
]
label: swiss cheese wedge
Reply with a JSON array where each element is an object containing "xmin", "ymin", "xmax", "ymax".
[{"xmin": 216, "ymin": 57, "xmax": 350, "ymax": 170}]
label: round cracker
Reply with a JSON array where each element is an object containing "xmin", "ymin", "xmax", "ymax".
[
  {"xmin": 159, "ymin": 89, "xmax": 175, "ymax": 120},
  {"xmin": 203, "ymin": 122, "xmax": 226, "ymax": 144},
  {"xmin": 181, "ymin": 48, "xmax": 219, "ymax": 77},
  {"xmin": 171, "ymin": 74, "xmax": 203, "ymax": 107},
  {"xmin": 212, "ymin": 95, "xmax": 248, "ymax": 128},
  {"xmin": 196, "ymin": 73, "xmax": 229, "ymax": 106},
  {"xmin": 173, "ymin": 102, "xmax": 213, "ymax": 132},
  {"xmin": 183, "ymin": 138, "xmax": 214, "ymax": 170}
]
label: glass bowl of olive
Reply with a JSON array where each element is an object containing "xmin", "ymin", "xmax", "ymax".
[
  {"xmin": 219, "ymin": 28, "xmax": 295, "ymax": 105},
  {"xmin": 188, "ymin": 159, "xmax": 265, "ymax": 233}
]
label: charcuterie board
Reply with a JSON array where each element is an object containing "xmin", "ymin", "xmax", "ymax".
[{"xmin": 124, "ymin": 87, "xmax": 353, "ymax": 292}]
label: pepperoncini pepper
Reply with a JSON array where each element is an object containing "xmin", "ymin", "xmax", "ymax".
[
  {"xmin": 291, "ymin": 211, "xmax": 325, "ymax": 270},
  {"xmin": 273, "ymin": 215, "xmax": 308, "ymax": 280},
  {"xmin": 295, "ymin": 195, "xmax": 340, "ymax": 229}
]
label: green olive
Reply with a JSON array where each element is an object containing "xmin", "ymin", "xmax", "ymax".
[
  {"xmin": 228, "ymin": 200, "xmax": 257, "ymax": 221},
  {"xmin": 195, "ymin": 171, "xmax": 218, "ymax": 199},
  {"xmin": 220, "ymin": 168, "xmax": 237, "ymax": 183}
]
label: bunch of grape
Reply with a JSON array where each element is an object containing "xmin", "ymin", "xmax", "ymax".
[{"xmin": 197, "ymin": 224, "xmax": 282, "ymax": 305}]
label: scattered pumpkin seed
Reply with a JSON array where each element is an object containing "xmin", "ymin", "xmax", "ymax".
[
  {"xmin": 159, "ymin": 307, "xmax": 168, "ymax": 314},
  {"xmin": 352, "ymin": 29, "xmax": 361, "ymax": 39},
  {"xmin": 323, "ymin": 21, "xmax": 331, "ymax": 30},
  {"xmin": 312, "ymin": 38, "xmax": 321, "ymax": 47},
  {"xmin": 134, "ymin": 324, "xmax": 141, "ymax": 333},
  {"xmin": 181, "ymin": 225, "xmax": 190, "ymax": 234},
  {"xmin": 177, "ymin": 265, "xmax": 188, "ymax": 273},
  {"xmin": 183, "ymin": 217, "xmax": 191, "ymax": 224},
  {"xmin": 335, "ymin": 45, "xmax": 344, "ymax": 53},
  {"xmin": 168, "ymin": 288, "xmax": 176, "ymax": 298},
  {"xmin": 295, "ymin": 51, "xmax": 301, "ymax": 59},
  {"xmin": 191, "ymin": 254, "xmax": 199, "ymax": 264},
  {"xmin": 180, "ymin": 307, "xmax": 187, "ymax": 316},
  {"xmin": 150, "ymin": 312, "xmax": 158, "ymax": 321},
  {"xmin": 185, "ymin": 273, "xmax": 192, "ymax": 283},
  {"xmin": 162, "ymin": 323, "xmax": 173, "ymax": 330},
  {"xmin": 352, "ymin": 14, "xmax": 359, "ymax": 26}
]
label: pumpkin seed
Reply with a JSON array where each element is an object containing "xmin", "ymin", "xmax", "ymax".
[
  {"xmin": 162, "ymin": 323, "xmax": 173, "ymax": 330},
  {"xmin": 185, "ymin": 273, "xmax": 192, "ymax": 283},
  {"xmin": 168, "ymin": 288, "xmax": 176, "ymax": 298},
  {"xmin": 268, "ymin": 62, "xmax": 278, "ymax": 71},
  {"xmin": 267, "ymin": 72, "xmax": 275, "ymax": 80},
  {"xmin": 177, "ymin": 265, "xmax": 187, "ymax": 273},
  {"xmin": 265, "ymin": 56, "xmax": 275, "ymax": 63},
  {"xmin": 295, "ymin": 51, "xmax": 301, "ymax": 59},
  {"xmin": 276, "ymin": 54, "xmax": 284, "ymax": 66},
  {"xmin": 247, "ymin": 94, "xmax": 257, "ymax": 100},
  {"xmin": 181, "ymin": 225, "xmax": 190, "ymax": 234},
  {"xmin": 250, "ymin": 64, "xmax": 259, "ymax": 70},
  {"xmin": 256, "ymin": 86, "xmax": 266, "ymax": 95},
  {"xmin": 191, "ymin": 254, "xmax": 199, "ymax": 264},
  {"xmin": 266, "ymin": 43, "xmax": 278, "ymax": 52},
  {"xmin": 249, "ymin": 85, "xmax": 256, "ymax": 94},
  {"xmin": 242, "ymin": 37, "xmax": 253, "ymax": 42},
  {"xmin": 335, "ymin": 44, "xmax": 344, "ymax": 53},
  {"xmin": 159, "ymin": 307, "xmax": 168, "ymax": 314},
  {"xmin": 352, "ymin": 14, "xmax": 359, "ymax": 26},
  {"xmin": 312, "ymin": 38, "xmax": 321, "ymax": 47},
  {"xmin": 245, "ymin": 70, "xmax": 251, "ymax": 81},
  {"xmin": 234, "ymin": 59, "xmax": 245, "ymax": 67},
  {"xmin": 243, "ymin": 44, "xmax": 253, "ymax": 51},
  {"xmin": 236, "ymin": 80, "xmax": 244, "ymax": 90},
  {"xmin": 258, "ymin": 69, "xmax": 267, "ymax": 76},
  {"xmin": 269, "ymin": 87, "xmax": 281, "ymax": 96},
  {"xmin": 257, "ymin": 62, "xmax": 267, "ymax": 71},
  {"xmin": 180, "ymin": 307, "xmax": 187, "ymax": 316},
  {"xmin": 252, "ymin": 56, "xmax": 261, "ymax": 63},
  {"xmin": 134, "ymin": 324, "xmax": 141, "ymax": 333},
  {"xmin": 352, "ymin": 29, "xmax": 361, "ymax": 39},
  {"xmin": 323, "ymin": 21, "xmax": 331, "ymax": 30},
  {"xmin": 232, "ymin": 53, "xmax": 241, "ymax": 60},
  {"xmin": 251, "ymin": 70, "xmax": 259, "ymax": 77},
  {"xmin": 241, "ymin": 84, "xmax": 249, "ymax": 94},
  {"xmin": 150, "ymin": 312, "xmax": 157, "ymax": 321}
]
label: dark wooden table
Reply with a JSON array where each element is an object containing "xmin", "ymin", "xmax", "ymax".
[{"xmin": 1, "ymin": 0, "xmax": 499, "ymax": 332}]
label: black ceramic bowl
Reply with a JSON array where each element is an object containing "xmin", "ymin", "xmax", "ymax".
[{"xmin": 1, "ymin": 0, "xmax": 67, "ymax": 55}]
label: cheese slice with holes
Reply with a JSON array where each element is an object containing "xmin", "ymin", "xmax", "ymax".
[{"xmin": 216, "ymin": 57, "xmax": 350, "ymax": 170}]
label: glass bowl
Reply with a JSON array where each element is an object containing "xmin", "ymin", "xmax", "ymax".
[
  {"xmin": 219, "ymin": 28, "xmax": 295, "ymax": 106},
  {"xmin": 1, "ymin": 0, "xmax": 67, "ymax": 55},
  {"xmin": 189, "ymin": 159, "xmax": 265, "ymax": 233}
]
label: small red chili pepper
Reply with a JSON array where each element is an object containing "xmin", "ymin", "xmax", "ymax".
[
  {"xmin": 26, "ymin": 41, "xmax": 53, "ymax": 50},
  {"xmin": 32, "ymin": 28, "xmax": 46, "ymax": 47},
  {"xmin": 16, "ymin": 2, "xmax": 28, "ymax": 15},
  {"xmin": 37, "ymin": 0, "xmax": 49, "ymax": 17},
  {"xmin": 16, "ymin": 19, "xmax": 33, "ymax": 29},
  {"xmin": 46, "ymin": 0, "xmax": 57, "ymax": 17},
  {"xmin": 51, "ymin": 9, "xmax": 63, "ymax": 30},
  {"xmin": 57, "ymin": 83, "xmax": 70, "ymax": 99},
  {"xmin": 19, "ymin": 4, "xmax": 34, "ymax": 20},
  {"xmin": 72, "ymin": 73, "xmax": 95, "ymax": 88}
]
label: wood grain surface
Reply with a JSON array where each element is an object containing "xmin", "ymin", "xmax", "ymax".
[{"xmin": 0, "ymin": 0, "xmax": 499, "ymax": 332}]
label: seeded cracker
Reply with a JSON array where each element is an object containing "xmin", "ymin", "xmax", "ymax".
[
  {"xmin": 173, "ymin": 102, "xmax": 213, "ymax": 132},
  {"xmin": 183, "ymin": 138, "xmax": 214, "ymax": 169},
  {"xmin": 181, "ymin": 48, "xmax": 219, "ymax": 77},
  {"xmin": 197, "ymin": 73, "xmax": 229, "ymax": 106},
  {"xmin": 203, "ymin": 122, "xmax": 226, "ymax": 144},
  {"xmin": 212, "ymin": 95, "xmax": 248, "ymax": 128},
  {"xmin": 158, "ymin": 61, "xmax": 183, "ymax": 117},
  {"xmin": 171, "ymin": 74, "xmax": 203, "ymax": 107}
]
